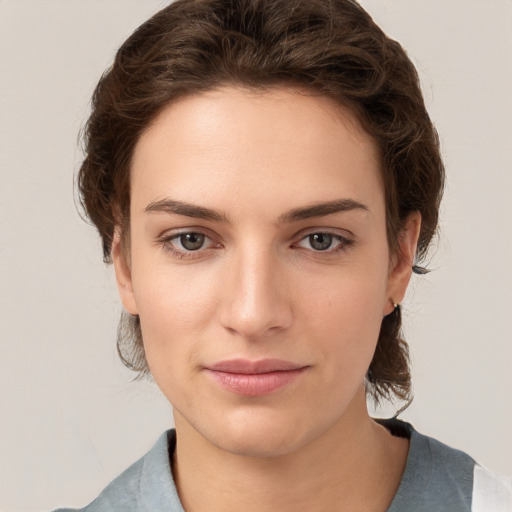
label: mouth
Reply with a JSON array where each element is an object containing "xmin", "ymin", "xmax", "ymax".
[{"xmin": 204, "ymin": 359, "xmax": 309, "ymax": 396}]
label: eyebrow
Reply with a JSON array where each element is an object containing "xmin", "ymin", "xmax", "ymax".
[
  {"xmin": 145, "ymin": 198, "xmax": 229, "ymax": 222},
  {"xmin": 277, "ymin": 198, "xmax": 369, "ymax": 223},
  {"xmin": 144, "ymin": 198, "xmax": 368, "ymax": 223}
]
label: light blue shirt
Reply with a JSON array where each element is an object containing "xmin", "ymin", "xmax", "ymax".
[{"xmin": 53, "ymin": 420, "xmax": 511, "ymax": 512}]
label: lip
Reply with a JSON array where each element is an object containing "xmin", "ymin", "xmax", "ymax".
[{"xmin": 204, "ymin": 359, "xmax": 308, "ymax": 397}]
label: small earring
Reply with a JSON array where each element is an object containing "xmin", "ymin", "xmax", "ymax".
[{"xmin": 391, "ymin": 298, "xmax": 400, "ymax": 309}]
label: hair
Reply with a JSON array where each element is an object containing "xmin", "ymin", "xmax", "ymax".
[{"xmin": 78, "ymin": 0, "xmax": 444, "ymax": 405}]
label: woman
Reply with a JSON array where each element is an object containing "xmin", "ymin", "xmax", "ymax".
[{"xmin": 53, "ymin": 0, "xmax": 511, "ymax": 510}]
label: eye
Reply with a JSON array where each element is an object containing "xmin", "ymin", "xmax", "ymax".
[
  {"xmin": 159, "ymin": 231, "xmax": 220, "ymax": 258},
  {"xmin": 296, "ymin": 232, "xmax": 351, "ymax": 252},
  {"xmin": 175, "ymin": 232, "xmax": 206, "ymax": 251},
  {"xmin": 307, "ymin": 233, "xmax": 334, "ymax": 251}
]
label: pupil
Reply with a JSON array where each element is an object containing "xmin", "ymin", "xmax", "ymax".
[
  {"xmin": 181, "ymin": 233, "xmax": 205, "ymax": 250},
  {"xmin": 310, "ymin": 233, "xmax": 332, "ymax": 251}
]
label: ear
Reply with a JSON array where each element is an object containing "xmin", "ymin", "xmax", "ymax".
[
  {"xmin": 112, "ymin": 231, "xmax": 139, "ymax": 315},
  {"xmin": 383, "ymin": 212, "xmax": 422, "ymax": 316}
]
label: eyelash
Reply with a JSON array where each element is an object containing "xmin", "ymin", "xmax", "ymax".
[
  {"xmin": 294, "ymin": 232, "xmax": 354, "ymax": 254},
  {"xmin": 158, "ymin": 230, "xmax": 354, "ymax": 260},
  {"xmin": 158, "ymin": 231, "xmax": 220, "ymax": 259}
]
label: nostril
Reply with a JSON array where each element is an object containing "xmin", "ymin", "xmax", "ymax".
[{"xmin": 219, "ymin": 291, "xmax": 293, "ymax": 339}]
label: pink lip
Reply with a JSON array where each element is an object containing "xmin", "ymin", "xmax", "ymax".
[{"xmin": 205, "ymin": 359, "xmax": 308, "ymax": 397}]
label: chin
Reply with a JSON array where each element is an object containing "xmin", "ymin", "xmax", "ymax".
[
  {"xmin": 188, "ymin": 405, "xmax": 331, "ymax": 459},
  {"xmin": 220, "ymin": 429, "xmax": 302, "ymax": 459}
]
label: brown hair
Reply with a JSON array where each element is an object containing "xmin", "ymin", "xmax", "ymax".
[{"xmin": 78, "ymin": 0, "xmax": 444, "ymax": 405}]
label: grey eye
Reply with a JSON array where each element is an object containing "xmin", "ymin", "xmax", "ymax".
[
  {"xmin": 179, "ymin": 233, "xmax": 205, "ymax": 251},
  {"xmin": 308, "ymin": 233, "xmax": 333, "ymax": 251}
]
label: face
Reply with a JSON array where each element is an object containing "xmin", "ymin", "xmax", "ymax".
[{"xmin": 114, "ymin": 86, "xmax": 418, "ymax": 458}]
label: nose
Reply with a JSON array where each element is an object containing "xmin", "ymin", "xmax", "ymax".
[{"xmin": 218, "ymin": 246, "xmax": 293, "ymax": 340}]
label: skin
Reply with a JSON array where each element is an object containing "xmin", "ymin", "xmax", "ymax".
[{"xmin": 113, "ymin": 86, "xmax": 420, "ymax": 511}]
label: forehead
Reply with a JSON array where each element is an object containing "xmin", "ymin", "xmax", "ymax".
[{"xmin": 130, "ymin": 86, "xmax": 383, "ymax": 217}]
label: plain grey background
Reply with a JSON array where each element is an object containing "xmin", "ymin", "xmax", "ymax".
[{"xmin": 1, "ymin": 1, "xmax": 511, "ymax": 510}]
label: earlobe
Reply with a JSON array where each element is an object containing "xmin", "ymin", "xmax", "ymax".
[
  {"xmin": 112, "ymin": 231, "xmax": 139, "ymax": 315},
  {"xmin": 384, "ymin": 212, "xmax": 422, "ymax": 316}
]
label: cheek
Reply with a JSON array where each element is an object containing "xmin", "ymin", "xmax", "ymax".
[
  {"xmin": 130, "ymin": 261, "xmax": 217, "ymax": 370},
  {"xmin": 133, "ymin": 254, "xmax": 215, "ymax": 321},
  {"xmin": 131, "ymin": 266, "xmax": 217, "ymax": 407},
  {"xmin": 299, "ymin": 264, "xmax": 388, "ymax": 368}
]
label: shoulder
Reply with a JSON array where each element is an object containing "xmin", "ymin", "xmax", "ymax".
[
  {"xmin": 52, "ymin": 430, "xmax": 184, "ymax": 512},
  {"xmin": 381, "ymin": 419, "xmax": 512, "ymax": 512}
]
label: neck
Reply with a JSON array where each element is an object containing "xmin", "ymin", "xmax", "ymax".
[{"xmin": 172, "ymin": 389, "xmax": 408, "ymax": 512}]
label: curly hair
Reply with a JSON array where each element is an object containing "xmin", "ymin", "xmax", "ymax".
[{"xmin": 78, "ymin": 0, "xmax": 444, "ymax": 404}]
